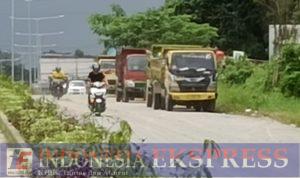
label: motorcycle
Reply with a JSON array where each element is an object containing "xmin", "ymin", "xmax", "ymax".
[
  {"xmin": 89, "ymin": 82, "xmax": 107, "ymax": 116},
  {"xmin": 51, "ymin": 79, "xmax": 66, "ymax": 100}
]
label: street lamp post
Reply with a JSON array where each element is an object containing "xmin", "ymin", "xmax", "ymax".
[
  {"xmin": 13, "ymin": 15, "xmax": 64, "ymax": 83},
  {"xmin": 14, "ymin": 44, "xmax": 56, "ymax": 84},
  {"xmin": 35, "ymin": 21, "xmax": 39, "ymax": 82},
  {"xmin": 11, "ymin": 0, "xmax": 15, "ymax": 82},
  {"xmin": 25, "ymin": 0, "xmax": 33, "ymax": 85},
  {"xmin": 16, "ymin": 31, "xmax": 64, "ymax": 82}
]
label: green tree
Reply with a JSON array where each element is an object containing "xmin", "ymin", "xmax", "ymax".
[
  {"xmin": 0, "ymin": 50, "xmax": 11, "ymax": 59},
  {"xmin": 110, "ymin": 4, "xmax": 126, "ymax": 17},
  {"xmin": 74, "ymin": 49, "xmax": 84, "ymax": 58},
  {"xmin": 166, "ymin": 0, "xmax": 268, "ymax": 59},
  {"xmin": 254, "ymin": 0, "xmax": 300, "ymax": 56},
  {"xmin": 89, "ymin": 4, "xmax": 218, "ymax": 49}
]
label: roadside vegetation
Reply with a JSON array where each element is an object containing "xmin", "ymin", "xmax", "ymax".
[
  {"xmin": 89, "ymin": 1, "xmax": 300, "ymax": 60},
  {"xmin": 89, "ymin": 4, "xmax": 218, "ymax": 49},
  {"xmin": 0, "ymin": 75, "xmax": 132, "ymax": 143},
  {"xmin": 217, "ymin": 44, "xmax": 300, "ymax": 126}
]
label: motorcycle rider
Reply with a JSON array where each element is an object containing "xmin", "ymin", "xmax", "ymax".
[
  {"xmin": 87, "ymin": 63, "xmax": 108, "ymax": 105},
  {"xmin": 49, "ymin": 67, "xmax": 68, "ymax": 93}
]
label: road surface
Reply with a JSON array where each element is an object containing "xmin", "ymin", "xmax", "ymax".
[{"xmin": 50, "ymin": 94, "xmax": 300, "ymax": 144}]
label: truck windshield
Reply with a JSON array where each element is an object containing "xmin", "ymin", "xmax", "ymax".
[
  {"xmin": 127, "ymin": 56, "xmax": 147, "ymax": 71},
  {"xmin": 171, "ymin": 52, "xmax": 215, "ymax": 72},
  {"xmin": 100, "ymin": 61, "xmax": 115, "ymax": 70}
]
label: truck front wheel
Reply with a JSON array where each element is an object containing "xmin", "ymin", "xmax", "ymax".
[
  {"xmin": 146, "ymin": 91, "xmax": 152, "ymax": 107},
  {"xmin": 153, "ymin": 93, "xmax": 161, "ymax": 110},
  {"xmin": 202, "ymin": 100, "xmax": 216, "ymax": 112},
  {"xmin": 122, "ymin": 88, "xmax": 129, "ymax": 103},
  {"xmin": 160, "ymin": 95, "xmax": 166, "ymax": 110},
  {"xmin": 116, "ymin": 91, "xmax": 122, "ymax": 102},
  {"xmin": 165, "ymin": 94, "xmax": 174, "ymax": 111}
]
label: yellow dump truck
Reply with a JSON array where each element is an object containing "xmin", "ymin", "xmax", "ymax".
[
  {"xmin": 146, "ymin": 45, "xmax": 218, "ymax": 112},
  {"xmin": 97, "ymin": 56, "xmax": 117, "ymax": 93}
]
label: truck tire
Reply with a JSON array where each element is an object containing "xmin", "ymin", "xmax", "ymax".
[
  {"xmin": 160, "ymin": 95, "xmax": 166, "ymax": 110},
  {"xmin": 186, "ymin": 105, "xmax": 192, "ymax": 109},
  {"xmin": 202, "ymin": 100, "xmax": 216, "ymax": 112},
  {"xmin": 116, "ymin": 91, "xmax": 122, "ymax": 102},
  {"xmin": 146, "ymin": 92, "xmax": 152, "ymax": 107},
  {"xmin": 165, "ymin": 94, "xmax": 173, "ymax": 111},
  {"xmin": 122, "ymin": 89, "xmax": 129, "ymax": 103},
  {"xmin": 153, "ymin": 93, "xmax": 161, "ymax": 110},
  {"xmin": 194, "ymin": 105, "xmax": 202, "ymax": 112}
]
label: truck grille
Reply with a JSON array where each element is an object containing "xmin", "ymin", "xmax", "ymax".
[
  {"xmin": 108, "ymin": 80, "xmax": 116, "ymax": 85},
  {"xmin": 135, "ymin": 82, "xmax": 146, "ymax": 88},
  {"xmin": 177, "ymin": 78, "xmax": 210, "ymax": 92}
]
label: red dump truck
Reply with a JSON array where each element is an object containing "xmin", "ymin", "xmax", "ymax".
[{"xmin": 116, "ymin": 48, "xmax": 148, "ymax": 102}]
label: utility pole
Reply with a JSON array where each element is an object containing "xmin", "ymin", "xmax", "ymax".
[
  {"xmin": 35, "ymin": 21, "xmax": 39, "ymax": 82},
  {"xmin": 14, "ymin": 15, "xmax": 64, "ymax": 83},
  {"xmin": 12, "ymin": 0, "xmax": 64, "ymax": 84},
  {"xmin": 75, "ymin": 59, "xmax": 78, "ymax": 79},
  {"xmin": 33, "ymin": 15, "xmax": 64, "ymax": 81},
  {"xmin": 25, "ymin": 0, "xmax": 33, "ymax": 86},
  {"xmin": 0, "ymin": 61, "xmax": 2, "ymax": 74},
  {"xmin": 21, "ymin": 61, "xmax": 24, "ymax": 82},
  {"xmin": 11, "ymin": 0, "xmax": 15, "ymax": 82}
]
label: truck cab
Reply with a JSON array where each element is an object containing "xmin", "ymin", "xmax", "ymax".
[
  {"xmin": 116, "ymin": 49, "xmax": 148, "ymax": 102},
  {"xmin": 98, "ymin": 56, "xmax": 117, "ymax": 93},
  {"xmin": 146, "ymin": 45, "xmax": 217, "ymax": 112}
]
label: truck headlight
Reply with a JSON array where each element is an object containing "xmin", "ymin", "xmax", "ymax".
[
  {"xmin": 168, "ymin": 74, "xmax": 180, "ymax": 92},
  {"xmin": 125, "ymin": 80, "xmax": 135, "ymax": 88},
  {"xmin": 169, "ymin": 80, "xmax": 180, "ymax": 92},
  {"xmin": 207, "ymin": 81, "xmax": 217, "ymax": 92}
]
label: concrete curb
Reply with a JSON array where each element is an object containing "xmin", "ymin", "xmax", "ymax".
[{"xmin": 0, "ymin": 112, "xmax": 26, "ymax": 143}]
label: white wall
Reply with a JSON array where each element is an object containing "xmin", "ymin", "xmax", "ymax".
[
  {"xmin": 40, "ymin": 58, "xmax": 95, "ymax": 81},
  {"xmin": 269, "ymin": 24, "xmax": 300, "ymax": 59}
]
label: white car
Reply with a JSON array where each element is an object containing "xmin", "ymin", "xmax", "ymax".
[{"xmin": 67, "ymin": 80, "xmax": 87, "ymax": 95}]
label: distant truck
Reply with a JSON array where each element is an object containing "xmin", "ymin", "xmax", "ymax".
[
  {"xmin": 146, "ymin": 45, "xmax": 218, "ymax": 112},
  {"xmin": 97, "ymin": 56, "xmax": 117, "ymax": 93},
  {"xmin": 116, "ymin": 48, "xmax": 148, "ymax": 102}
]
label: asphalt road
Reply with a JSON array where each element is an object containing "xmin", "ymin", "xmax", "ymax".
[{"xmin": 51, "ymin": 94, "xmax": 300, "ymax": 144}]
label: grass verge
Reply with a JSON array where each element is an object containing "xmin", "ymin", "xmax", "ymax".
[{"xmin": 217, "ymin": 82, "xmax": 300, "ymax": 127}]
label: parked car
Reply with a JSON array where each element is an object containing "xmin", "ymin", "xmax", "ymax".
[{"xmin": 67, "ymin": 80, "xmax": 87, "ymax": 95}]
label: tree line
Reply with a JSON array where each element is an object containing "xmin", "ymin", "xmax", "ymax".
[{"xmin": 89, "ymin": 0, "xmax": 300, "ymax": 60}]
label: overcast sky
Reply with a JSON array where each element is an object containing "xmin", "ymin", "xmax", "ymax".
[{"xmin": 0, "ymin": 0, "xmax": 164, "ymax": 55}]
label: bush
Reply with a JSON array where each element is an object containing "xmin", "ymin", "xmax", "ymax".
[
  {"xmin": 218, "ymin": 50, "xmax": 300, "ymax": 126},
  {"xmin": 279, "ymin": 44, "xmax": 300, "ymax": 97},
  {"xmin": 0, "ymin": 75, "xmax": 132, "ymax": 144},
  {"xmin": 280, "ymin": 71, "xmax": 300, "ymax": 97},
  {"xmin": 220, "ymin": 57, "xmax": 254, "ymax": 84}
]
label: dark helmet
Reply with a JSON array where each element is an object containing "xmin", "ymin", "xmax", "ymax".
[{"xmin": 92, "ymin": 63, "xmax": 100, "ymax": 73}]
